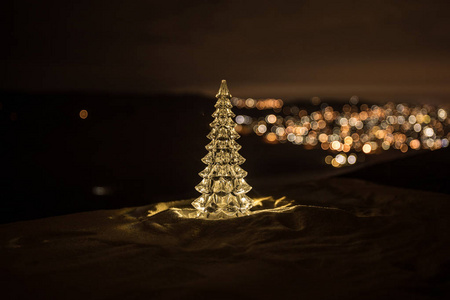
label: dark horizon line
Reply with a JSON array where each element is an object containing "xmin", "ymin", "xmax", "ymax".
[{"xmin": 1, "ymin": 88, "xmax": 433, "ymax": 106}]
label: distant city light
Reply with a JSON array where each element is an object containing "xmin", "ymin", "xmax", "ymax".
[
  {"xmin": 79, "ymin": 109, "xmax": 88, "ymax": 119},
  {"xmin": 257, "ymin": 124, "xmax": 267, "ymax": 134},
  {"xmin": 265, "ymin": 132, "xmax": 277, "ymax": 143},
  {"xmin": 424, "ymin": 127, "xmax": 434, "ymax": 137},
  {"xmin": 347, "ymin": 154, "xmax": 357, "ymax": 164},
  {"xmin": 232, "ymin": 98, "xmax": 450, "ymax": 167},
  {"xmin": 438, "ymin": 109, "xmax": 447, "ymax": 121},
  {"xmin": 245, "ymin": 98, "xmax": 255, "ymax": 108},
  {"xmin": 362, "ymin": 143, "xmax": 372, "ymax": 153},
  {"xmin": 335, "ymin": 154, "xmax": 346, "ymax": 164},
  {"xmin": 236, "ymin": 115, "xmax": 245, "ymax": 124},
  {"xmin": 266, "ymin": 114, "xmax": 277, "ymax": 124}
]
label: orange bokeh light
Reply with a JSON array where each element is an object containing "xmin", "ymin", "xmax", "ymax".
[{"xmin": 79, "ymin": 109, "xmax": 88, "ymax": 119}]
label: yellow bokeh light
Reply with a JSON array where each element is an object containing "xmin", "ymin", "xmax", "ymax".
[
  {"xmin": 266, "ymin": 114, "xmax": 277, "ymax": 124},
  {"xmin": 265, "ymin": 132, "xmax": 277, "ymax": 143},
  {"xmin": 235, "ymin": 98, "xmax": 449, "ymax": 161},
  {"xmin": 400, "ymin": 144, "xmax": 408, "ymax": 153},
  {"xmin": 382, "ymin": 141, "xmax": 390, "ymax": 150},
  {"xmin": 362, "ymin": 143, "xmax": 372, "ymax": 153},
  {"xmin": 410, "ymin": 139, "xmax": 421, "ymax": 150},
  {"xmin": 318, "ymin": 120, "xmax": 326, "ymax": 129},
  {"xmin": 331, "ymin": 141, "xmax": 341, "ymax": 150},
  {"xmin": 331, "ymin": 158, "xmax": 340, "ymax": 168},
  {"xmin": 321, "ymin": 142, "xmax": 329, "ymax": 150},
  {"xmin": 416, "ymin": 114, "xmax": 424, "ymax": 123},
  {"xmin": 339, "ymin": 118, "xmax": 348, "ymax": 126},
  {"xmin": 424, "ymin": 127, "xmax": 434, "ymax": 137},
  {"xmin": 245, "ymin": 98, "xmax": 255, "ymax": 108},
  {"xmin": 438, "ymin": 109, "xmax": 447, "ymax": 121},
  {"xmin": 276, "ymin": 127, "xmax": 285, "ymax": 136},
  {"xmin": 257, "ymin": 124, "xmax": 267, "ymax": 134},
  {"xmin": 359, "ymin": 111, "xmax": 368, "ymax": 121},
  {"xmin": 318, "ymin": 133, "xmax": 328, "ymax": 143},
  {"xmin": 370, "ymin": 142, "xmax": 378, "ymax": 151}
]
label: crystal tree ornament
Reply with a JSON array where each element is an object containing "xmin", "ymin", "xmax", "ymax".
[{"xmin": 192, "ymin": 80, "xmax": 253, "ymax": 218}]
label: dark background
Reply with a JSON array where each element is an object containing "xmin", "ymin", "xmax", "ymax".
[
  {"xmin": 1, "ymin": 0, "xmax": 450, "ymax": 223},
  {"xmin": 2, "ymin": 0, "xmax": 450, "ymax": 102}
]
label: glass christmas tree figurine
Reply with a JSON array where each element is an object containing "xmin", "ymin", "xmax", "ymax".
[{"xmin": 192, "ymin": 80, "xmax": 253, "ymax": 218}]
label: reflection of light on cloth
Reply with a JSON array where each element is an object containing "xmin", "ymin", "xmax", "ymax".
[{"xmin": 148, "ymin": 196, "xmax": 297, "ymax": 219}]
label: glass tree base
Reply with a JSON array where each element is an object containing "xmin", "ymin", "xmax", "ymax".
[{"xmin": 192, "ymin": 193, "xmax": 253, "ymax": 219}]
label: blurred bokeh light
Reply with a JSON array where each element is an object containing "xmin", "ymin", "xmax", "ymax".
[
  {"xmin": 232, "ymin": 96, "xmax": 449, "ymax": 168},
  {"xmin": 79, "ymin": 109, "xmax": 88, "ymax": 119}
]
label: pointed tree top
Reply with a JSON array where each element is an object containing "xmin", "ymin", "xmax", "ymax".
[{"xmin": 216, "ymin": 80, "xmax": 231, "ymax": 98}]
